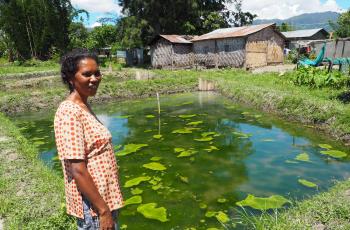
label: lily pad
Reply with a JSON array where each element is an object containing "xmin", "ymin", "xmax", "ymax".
[
  {"xmin": 320, "ymin": 150, "xmax": 347, "ymax": 159},
  {"xmin": 116, "ymin": 144, "xmax": 148, "ymax": 156},
  {"xmin": 204, "ymin": 146, "xmax": 219, "ymax": 152},
  {"xmin": 236, "ymin": 194, "xmax": 291, "ymax": 210},
  {"xmin": 120, "ymin": 224, "xmax": 128, "ymax": 230},
  {"xmin": 144, "ymin": 129, "xmax": 153, "ymax": 133},
  {"xmin": 187, "ymin": 121, "xmax": 203, "ymax": 126},
  {"xmin": 131, "ymin": 188, "xmax": 143, "ymax": 195},
  {"xmin": 232, "ymin": 131, "xmax": 252, "ymax": 139},
  {"xmin": 146, "ymin": 115, "xmax": 155, "ymax": 118},
  {"xmin": 201, "ymin": 132, "xmax": 219, "ymax": 137},
  {"xmin": 137, "ymin": 203, "xmax": 169, "ymax": 222},
  {"xmin": 199, "ymin": 203, "xmax": 207, "ymax": 209},
  {"xmin": 143, "ymin": 162, "xmax": 167, "ymax": 171},
  {"xmin": 150, "ymin": 156, "xmax": 162, "ymax": 161},
  {"xmin": 178, "ymin": 114, "xmax": 197, "ymax": 119},
  {"xmin": 172, "ymin": 127, "xmax": 200, "ymax": 134},
  {"xmin": 177, "ymin": 150, "xmax": 198, "ymax": 158},
  {"xmin": 205, "ymin": 211, "xmax": 216, "ymax": 218},
  {"xmin": 318, "ymin": 144, "xmax": 332, "ymax": 149},
  {"xmin": 124, "ymin": 176, "xmax": 151, "ymax": 188},
  {"xmin": 152, "ymin": 183, "xmax": 162, "ymax": 190},
  {"xmin": 298, "ymin": 179, "xmax": 317, "ymax": 188},
  {"xmin": 295, "ymin": 153, "xmax": 310, "ymax": 162},
  {"xmin": 153, "ymin": 134, "xmax": 163, "ymax": 139},
  {"xmin": 124, "ymin": 196, "xmax": 142, "ymax": 207},
  {"xmin": 179, "ymin": 176, "xmax": 189, "ymax": 183},
  {"xmin": 194, "ymin": 137, "xmax": 213, "ymax": 142},
  {"xmin": 217, "ymin": 198, "xmax": 227, "ymax": 203},
  {"xmin": 215, "ymin": 211, "xmax": 229, "ymax": 223},
  {"xmin": 174, "ymin": 148, "xmax": 185, "ymax": 153}
]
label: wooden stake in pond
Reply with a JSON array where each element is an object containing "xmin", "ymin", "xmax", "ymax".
[{"xmin": 157, "ymin": 92, "xmax": 161, "ymax": 135}]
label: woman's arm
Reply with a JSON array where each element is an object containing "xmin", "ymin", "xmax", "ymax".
[{"xmin": 69, "ymin": 159, "xmax": 115, "ymax": 230}]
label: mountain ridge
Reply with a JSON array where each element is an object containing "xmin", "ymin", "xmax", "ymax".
[{"xmin": 253, "ymin": 11, "xmax": 340, "ymax": 31}]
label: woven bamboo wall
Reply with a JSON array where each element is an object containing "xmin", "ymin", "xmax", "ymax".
[
  {"xmin": 173, "ymin": 44, "xmax": 193, "ymax": 66},
  {"xmin": 151, "ymin": 38, "xmax": 172, "ymax": 68},
  {"xmin": 151, "ymin": 38, "xmax": 193, "ymax": 68},
  {"xmin": 193, "ymin": 38, "xmax": 245, "ymax": 67}
]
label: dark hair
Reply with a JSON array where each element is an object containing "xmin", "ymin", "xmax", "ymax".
[{"xmin": 60, "ymin": 49, "xmax": 99, "ymax": 93}]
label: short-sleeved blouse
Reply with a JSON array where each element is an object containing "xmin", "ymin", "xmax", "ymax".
[{"xmin": 54, "ymin": 100, "xmax": 123, "ymax": 219}]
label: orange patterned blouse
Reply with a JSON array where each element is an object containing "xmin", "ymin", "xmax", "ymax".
[{"xmin": 54, "ymin": 100, "xmax": 123, "ymax": 218}]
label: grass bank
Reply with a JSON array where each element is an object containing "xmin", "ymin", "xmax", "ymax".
[
  {"xmin": 0, "ymin": 70, "xmax": 198, "ymax": 114},
  {"xmin": 0, "ymin": 113, "xmax": 75, "ymax": 229}
]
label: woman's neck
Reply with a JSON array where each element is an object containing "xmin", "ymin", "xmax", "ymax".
[{"xmin": 67, "ymin": 91, "xmax": 88, "ymax": 106}]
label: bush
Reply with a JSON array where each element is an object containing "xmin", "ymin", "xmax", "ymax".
[{"xmin": 293, "ymin": 66, "xmax": 350, "ymax": 88}]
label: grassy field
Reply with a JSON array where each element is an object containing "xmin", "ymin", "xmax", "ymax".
[{"xmin": 1, "ymin": 67, "xmax": 350, "ymax": 229}]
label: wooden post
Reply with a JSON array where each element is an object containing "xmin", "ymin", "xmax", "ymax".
[{"xmin": 214, "ymin": 40, "xmax": 218, "ymax": 69}]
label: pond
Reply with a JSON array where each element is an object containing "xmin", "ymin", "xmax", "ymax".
[{"xmin": 13, "ymin": 92, "xmax": 350, "ymax": 229}]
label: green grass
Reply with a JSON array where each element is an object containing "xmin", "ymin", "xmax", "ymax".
[
  {"xmin": 0, "ymin": 59, "xmax": 59, "ymax": 75},
  {"xmin": 0, "ymin": 112, "xmax": 75, "ymax": 229}
]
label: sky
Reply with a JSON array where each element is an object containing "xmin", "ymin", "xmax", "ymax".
[{"xmin": 70, "ymin": 0, "xmax": 350, "ymax": 27}]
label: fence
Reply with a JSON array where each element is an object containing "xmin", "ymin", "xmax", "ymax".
[{"xmin": 309, "ymin": 38, "xmax": 350, "ymax": 59}]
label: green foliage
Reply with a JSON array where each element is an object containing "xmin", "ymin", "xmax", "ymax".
[
  {"xmin": 68, "ymin": 22, "xmax": 89, "ymax": 49},
  {"xmin": 236, "ymin": 194, "xmax": 291, "ymax": 210},
  {"xmin": 330, "ymin": 9, "xmax": 350, "ymax": 38},
  {"xmin": 86, "ymin": 25, "xmax": 118, "ymax": 50},
  {"xmin": 293, "ymin": 67, "xmax": 350, "ymax": 89},
  {"xmin": 0, "ymin": 0, "xmax": 79, "ymax": 60},
  {"xmin": 137, "ymin": 203, "xmax": 169, "ymax": 222},
  {"xmin": 277, "ymin": 22, "xmax": 293, "ymax": 32}
]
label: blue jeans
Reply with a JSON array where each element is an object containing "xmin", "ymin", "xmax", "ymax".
[{"xmin": 77, "ymin": 197, "xmax": 119, "ymax": 230}]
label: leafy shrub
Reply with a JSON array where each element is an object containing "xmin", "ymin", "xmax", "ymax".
[
  {"xmin": 293, "ymin": 66, "xmax": 350, "ymax": 88},
  {"xmin": 287, "ymin": 49, "xmax": 308, "ymax": 64}
]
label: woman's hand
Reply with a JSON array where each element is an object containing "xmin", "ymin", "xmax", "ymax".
[{"xmin": 99, "ymin": 210, "xmax": 115, "ymax": 230}]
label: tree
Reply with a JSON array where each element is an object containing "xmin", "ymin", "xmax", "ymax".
[
  {"xmin": 68, "ymin": 22, "xmax": 89, "ymax": 49},
  {"xmin": 86, "ymin": 25, "xmax": 118, "ymax": 50},
  {"xmin": 330, "ymin": 9, "xmax": 350, "ymax": 38},
  {"xmin": 229, "ymin": 0, "xmax": 256, "ymax": 27},
  {"xmin": 0, "ymin": 0, "xmax": 83, "ymax": 60},
  {"xmin": 277, "ymin": 22, "xmax": 293, "ymax": 32}
]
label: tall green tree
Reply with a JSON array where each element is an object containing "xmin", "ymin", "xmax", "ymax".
[
  {"xmin": 330, "ymin": 9, "xmax": 350, "ymax": 38},
  {"xmin": 86, "ymin": 25, "xmax": 118, "ymax": 50},
  {"xmin": 277, "ymin": 22, "xmax": 293, "ymax": 32},
  {"xmin": 0, "ymin": 0, "xmax": 81, "ymax": 60},
  {"xmin": 117, "ymin": 0, "xmax": 256, "ymax": 48}
]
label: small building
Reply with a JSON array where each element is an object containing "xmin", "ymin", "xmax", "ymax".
[
  {"xmin": 191, "ymin": 23, "xmax": 285, "ymax": 69},
  {"xmin": 282, "ymin": 28, "xmax": 329, "ymax": 49},
  {"xmin": 150, "ymin": 35, "xmax": 196, "ymax": 68}
]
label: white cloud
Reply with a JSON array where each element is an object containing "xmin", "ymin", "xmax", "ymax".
[
  {"xmin": 71, "ymin": 0, "xmax": 122, "ymax": 14},
  {"xmin": 228, "ymin": 0, "xmax": 344, "ymax": 19},
  {"xmin": 91, "ymin": 22, "xmax": 102, "ymax": 27}
]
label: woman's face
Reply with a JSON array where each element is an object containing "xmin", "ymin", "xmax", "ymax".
[{"xmin": 71, "ymin": 58, "xmax": 101, "ymax": 97}]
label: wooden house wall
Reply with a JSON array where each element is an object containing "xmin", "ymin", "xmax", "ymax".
[
  {"xmin": 193, "ymin": 38, "xmax": 245, "ymax": 67},
  {"xmin": 246, "ymin": 27, "xmax": 284, "ymax": 68},
  {"xmin": 151, "ymin": 38, "xmax": 172, "ymax": 68}
]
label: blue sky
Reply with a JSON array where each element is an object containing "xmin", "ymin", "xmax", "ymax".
[{"xmin": 71, "ymin": 0, "xmax": 350, "ymax": 27}]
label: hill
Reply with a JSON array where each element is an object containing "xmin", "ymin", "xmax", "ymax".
[{"xmin": 254, "ymin": 11, "xmax": 340, "ymax": 31}]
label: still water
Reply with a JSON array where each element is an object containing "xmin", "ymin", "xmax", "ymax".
[{"xmin": 13, "ymin": 92, "xmax": 350, "ymax": 229}]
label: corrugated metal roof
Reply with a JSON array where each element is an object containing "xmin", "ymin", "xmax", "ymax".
[
  {"xmin": 159, "ymin": 35, "xmax": 192, "ymax": 44},
  {"xmin": 282, "ymin": 28, "xmax": 328, "ymax": 38},
  {"xmin": 191, "ymin": 23, "xmax": 276, "ymax": 41}
]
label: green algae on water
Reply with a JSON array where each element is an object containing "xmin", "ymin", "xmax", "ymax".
[
  {"xmin": 236, "ymin": 194, "xmax": 291, "ymax": 210},
  {"xmin": 295, "ymin": 153, "xmax": 310, "ymax": 162},
  {"xmin": 116, "ymin": 144, "xmax": 148, "ymax": 156},
  {"xmin": 143, "ymin": 162, "xmax": 167, "ymax": 171},
  {"xmin": 124, "ymin": 195, "xmax": 142, "ymax": 207},
  {"xmin": 131, "ymin": 188, "xmax": 143, "ymax": 195},
  {"xmin": 124, "ymin": 176, "xmax": 151, "ymax": 188},
  {"xmin": 318, "ymin": 144, "xmax": 332, "ymax": 149},
  {"xmin": 194, "ymin": 137, "xmax": 213, "ymax": 142},
  {"xmin": 320, "ymin": 150, "xmax": 347, "ymax": 159},
  {"xmin": 137, "ymin": 203, "xmax": 169, "ymax": 222},
  {"xmin": 298, "ymin": 179, "xmax": 317, "ymax": 188}
]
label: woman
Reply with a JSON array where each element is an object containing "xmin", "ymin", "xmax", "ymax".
[{"xmin": 54, "ymin": 49, "xmax": 123, "ymax": 230}]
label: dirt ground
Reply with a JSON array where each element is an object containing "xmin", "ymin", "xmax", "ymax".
[{"xmin": 251, "ymin": 64, "xmax": 296, "ymax": 74}]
